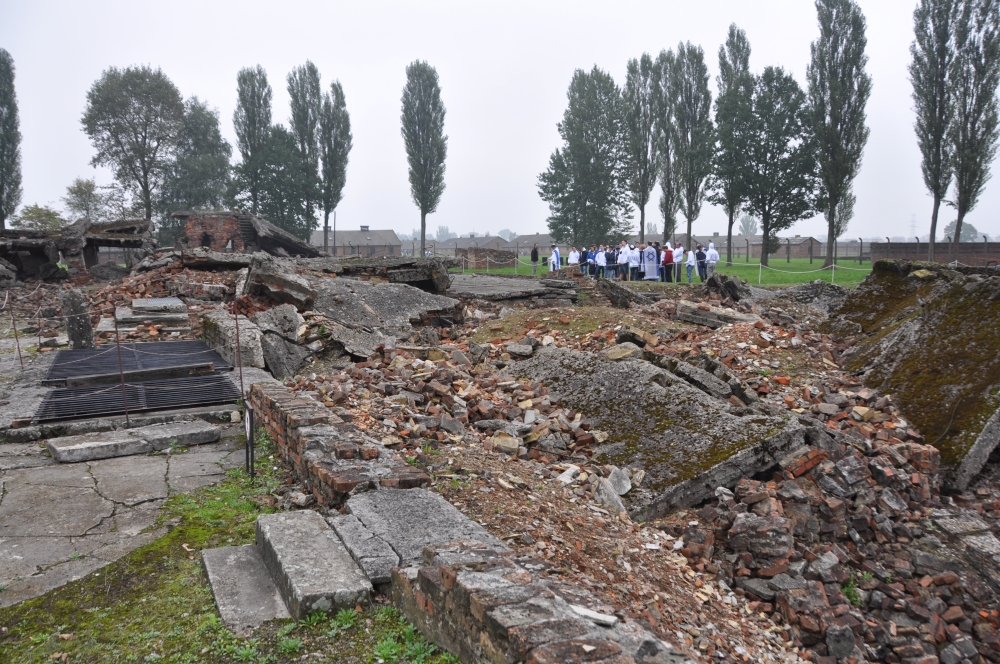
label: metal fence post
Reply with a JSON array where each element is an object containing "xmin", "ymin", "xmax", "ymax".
[{"xmin": 113, "ymin": 317, "xmax": 130, "ymax": 427}]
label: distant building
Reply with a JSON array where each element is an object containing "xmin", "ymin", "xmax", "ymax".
[
  {"xmin": 309, "ymin": 226, "xmax": 402, "ymax": 257},
  {"xmin": 436, "ymin": 235, "xmax": 512, "ymax": 254},
  {"xmin": 510, "ymin": 233, "xmax": 571, "ymax": 257}
]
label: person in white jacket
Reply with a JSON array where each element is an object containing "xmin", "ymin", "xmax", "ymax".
[
  {"xmin": 595, "ymin": 245, "xmax": 607, "ymax": 278},
  {"xmin": 673, "ymin": 244, "xmax": 684, "ymax": 282},
  {"xmin": 616, "ymin": 241, "xmax": 630, "ymax": 280},
  {"xmin": 628, "ymin": 244, "xmax": 640, "ymax": 281},
  {"xmin": 686, "ymin": 248, "xmax": 697, "ymax": 283},
  {"xmin": 706, "ymin": 242, "xmax": 720, "ymax": 277}
]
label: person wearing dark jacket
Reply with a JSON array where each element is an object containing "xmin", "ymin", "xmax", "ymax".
[
  {"xmin": 696, "ymin": 245, "xmax": 707, "ymax": 282},
  {"xmin": 530, "ymin": 244, "xmax": 539, "ymax": 276}
]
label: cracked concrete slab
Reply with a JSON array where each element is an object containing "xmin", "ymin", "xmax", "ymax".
[
  {"xmin": 90, "ymin": 456, "xmax": 169, "ymax": 506},
  {"xmin": 0, "ymin": 483, "xmax": 113, "ymax": 537},
  {"xmin": 0, "ymin": 443, "xmax": 55, "ymax": 471},
  {"xmin": 0, "ymin": 555, "xmax": 108, "ymax": 608},
  {"xmin": 0, "ymin": 536, "xmax": 78, "ymax": 582},
  {"xmin": 0, "ymin": 423, "xmax": 244, "ymax": 607}
]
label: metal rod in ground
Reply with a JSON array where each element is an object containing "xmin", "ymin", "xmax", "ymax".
[
  {"xmin": 244, "ymin": 403, "xmax": 254, "ymax": 477},
  {"xmin": 231, "ymin": 301, "xmax": 245, "ymax": 398},
  {"xmin": 112, "ymin": 316, "xmax": 131, "ymax": 427},
  {"xmin": 8, "ymin": 292, "xmax": 24, "ymax": 371}
]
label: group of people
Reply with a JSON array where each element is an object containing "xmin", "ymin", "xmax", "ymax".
[{"xmin": 561, "ymin": 241, "xmax": 720, "ymax": 282}]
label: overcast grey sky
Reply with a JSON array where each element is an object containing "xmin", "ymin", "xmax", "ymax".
[{"xmin": 2, "ymin": 0, "xmax": 998, "ymax": 241}]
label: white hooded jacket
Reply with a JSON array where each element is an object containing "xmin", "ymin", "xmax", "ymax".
[{"xmin": 706, "ymin": 242, "xmax": 720, "ymax": 265}]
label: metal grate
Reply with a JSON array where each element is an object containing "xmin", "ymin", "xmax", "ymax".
[
  {"xmin": 33, "ymin": 374, "xmax": 241, "ymax": 423},
  {"xmin": 43, "ymin": 340, "xmax": 232, "ymax": 385}
]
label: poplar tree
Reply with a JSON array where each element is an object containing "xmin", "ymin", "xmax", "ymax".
[
  {"xmin": 669, "ymin": 42, "xmax": 714, "ymax": 249},
  {"xmin": 0, "ymin": 48, "xmax": 21, "ymax": 231},
  {"xmin": 318, "ymin": 81, "xmax": 352, "ymax": 252},
  {"xmin": 708, "ymin": 25, "xmax": 754, "ymax": 265},
  {"xmin": 655, "ymin": 49, "xmax": 682, "ymax": 245},
  {"xmin": 623, "ymin": 53, "xmax": 659, "ymax": 243},
  {"xmin": 81, "ymin": 65, "xmax": 184, "ymax": 221},
  {"xmin": 948, "ymin": 0, "xmax": 1000, "ymax": 261},
  {"xmin": 401, "ymin": 61, "xmax": 448, "ymax": 256},
  {"xmin": 233, "ymin": 66, "xmax": 272, "ymax": 215},
  {"xmin": 910, "ymin": 0, "xmax": 958, "ymax": 259},
  {"xmin": 287, "ymin": 61, "xmax": 322, "ymax": 227},
  {"xmin": 806, "ymin": 0, "xmax": 873, "ymax": 268}
]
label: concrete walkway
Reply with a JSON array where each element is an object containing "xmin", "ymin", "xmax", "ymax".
[{"xmin": 0, "ymin": 432, "xmax": 244, "ymax": 607}]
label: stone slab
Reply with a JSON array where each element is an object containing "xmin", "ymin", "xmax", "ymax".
[
  {"xmin": 345, "ymin": 488, "xmax": 508, "ymax": 567},
  {"xmin": 132, "ymin": 297, "xmax": 187, "ymax": 313},
  {"xmin": 115, "ymin": 306, "xmax": 190, "ymax": 325},
  {"xmin": 256, "ymin": 511, "xmax": 372, "ymax": 619},
  {"xmin": 202, "ymin": 545, "xmax": 290, "ymax": 634},
  {"xmin": 138, "ymin": 420, "xmax": 221, "ymax": 449},
  {"xmin": 46, "ymin": 420, "xmax": 220, "ymax": 463},
  {"xmin": 46, "ymin": 430, "xmax": 151, "ymax": 464},
  {"xmin": 933, "ymin": 514, "xmax": 991, "ymax": 539},
  {"xmin": 328, "ymin": 513, "xmax": 400, "ymax": 585}
]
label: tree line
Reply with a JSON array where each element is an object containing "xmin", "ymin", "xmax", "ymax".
[
  {"xmin": 0, "ymin": 52, "xmax": 448, "ymax": 255},
  {"xmin": 911, "ymin": 0, "xmax": 1000, "ymax": 261},
  {"xmin": 539, "ymin": 0, "xmax": 1000, "ymax": 266}
]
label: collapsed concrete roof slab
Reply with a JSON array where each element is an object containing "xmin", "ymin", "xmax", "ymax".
[
  {"xmin": 511, "ymin": 345, "xmax": 817, "ymax": 521},
  {"xmin": 1, "ymin": 217, "xmax": 157, "ymax": 280},
  {"xmin": 446, "ymin": 273, "xmax": 578, "ymax": 302},
  {"xmin": 310, "ymin": 276, "xmax": 460, "ymax": 337},
  {"xmin": 293, "ymin": 255, "xmax": 458, "ymax": 293}
]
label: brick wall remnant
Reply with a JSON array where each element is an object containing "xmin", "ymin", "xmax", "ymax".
[
  {"xmin": 455, "ymin": 247, "xmax": 517, "ymax": 270},
  {"xmin": 248, "ymin": 381, "xmax": 429, "ymax": 507},
  {"xmin": 392, "ymin": 540, "xmax": 695, "ymax": 664},
  {"xmin": 182, "ymin": 212, "xmax": 245, "ymax": 253}
]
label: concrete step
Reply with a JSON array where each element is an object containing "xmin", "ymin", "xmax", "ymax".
[
  {"xmin": 131, "ymin": 297, "xmax": 187, "ymax": 313},
  {"xmin": 46, "ymin": 419, "xmax": 220, "ymax": 463},
  {"xmin": 96, "ymin": 317, "xmax": 192, "ymax": 335},
  {"xmin": 115, "ymin": 306, "xmax": 191, "ymax": 325},
  {"xmin": 256, "ymin": 511, "xmax": 372, "ymax": 620},
  {"xmin": 202, "ymin": 545, "xmax": 290, "ymax": 635}
]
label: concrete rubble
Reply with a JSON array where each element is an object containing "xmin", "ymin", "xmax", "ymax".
[{"xmin": 6, "ymin": 254, "xmax": 1000, "ymax": 664}]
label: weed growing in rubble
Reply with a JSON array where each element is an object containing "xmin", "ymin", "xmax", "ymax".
[
  {"xmin": 370, "ymin": 606, "xmax": 454, "ymax": 664},
  {"xmin": 278, "ymin": 636, "xmax": 303, "ymax": 654},
  {"xmin": 298, "ymin": 611, "xmax": 326, "ymax": 629},
  {"xmin": 329, "ymin": 608, "xmax": 359, "ymax": 633},
  {"xmin": 841, "ymin": 577, "xmax": 864, "ymax": 607}
]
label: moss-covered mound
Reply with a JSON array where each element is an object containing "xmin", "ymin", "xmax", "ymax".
[{"xmin": 828, "ymin": 260, "xmax": 1000, "ymax": 488}]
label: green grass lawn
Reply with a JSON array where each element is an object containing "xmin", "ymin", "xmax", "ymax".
[
  {"xmin": 708, "ymin": 257, "xmax": 871, "ymax": 287},
  {"xmin": 452, "ymin": 257, "xmax": 871, "ymax": 287},
  {"xmin": 0, "ymin": 431, "xmax": 456, "ymax": 664}
]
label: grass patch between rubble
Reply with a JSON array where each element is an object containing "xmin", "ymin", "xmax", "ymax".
[
  {"xmin": 0, "ymin": 433, "xmax": 455, "ymax": 664},
  {"xmin": 469, "ymin": 306, "xmax": 663, "ymax": 345}
]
